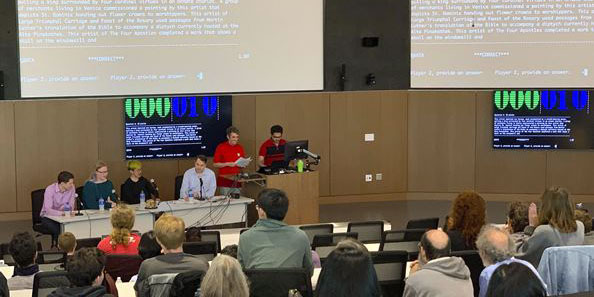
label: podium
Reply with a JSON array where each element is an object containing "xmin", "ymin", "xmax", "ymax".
[{"xmin": 241, "ymin": 171, "xmax": 320, "ymax": 226}]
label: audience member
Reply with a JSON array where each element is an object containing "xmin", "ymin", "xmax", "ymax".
[
  {"xmin": 575, "ymin": 208, "xmax": 594, "ymax": 245},
  {"xmin": 137, "ymin": 231, "xmax": 162, "ymax": 260},
  {"xmin": 220, "ymin": 244, "xmax": 238, "ymax": 259},
  {"xmin": 505, "ymin": 201, "xmax": 530, "ymax": 250},
  {"xmin": 403, "ymin": 229, "xmax": 473, "ymax": 297},
  {"xmin": 238, "ymin": 188, "xmax": 313, "ymax": 275},
  {"xmin": 185, "ymin": 227, "xmax": 202, "ymax": 242},
  {"xmin": 476, "ymin": 225, "xmax": 545, "ymax": 297},
  {"xmin": 197, "ymin": 255, "xmax": 249, "ymax": 297},
  {"xmin": 97, "ymin": 204, "xmax": 140, "ymax": 254},
  {"xmin": 7, "ymin": 232, "xmax": 40, "ymax": 290},
  {"xmin": 447, "ymin": 191, "xmax": 486, "ymax": 251},
  {"xmin": 315, "ymin": 239, "xmax": 381, "ymax": 297},
  {"xmin": 485, "ymin": 262, "xmax": 547, "ymax": 297},
  {"xmin": 48, "ymin": 247, "xmax": 110, "ymax": 297},
  {"xmin": 180, "ymin": 155, "xmax": 217, "ymax": 200},
  {"xmin": 40, "ymin": 171, "xmax": 76, "ymax": 245},
  {"xmin": 518, "ymin": 187, "xmax": 584, "ymax": 267},
  {"xmin": 58, "ymin": 232, "xmax": 77, "ymax": 256},
  {"xmin": 134, "ymin": 214, "xmax": 208, "ymax": 294},
  {"xmin": 121, "ymin": 160, "xmax": 157, "ymax": 204},
  {"xmin": 83, "ymin": 161, "xmax": 116, "ymax": 210},
  {"xmin": 0, "ymin": 273, "xmax": 7, "ymax": 297}
]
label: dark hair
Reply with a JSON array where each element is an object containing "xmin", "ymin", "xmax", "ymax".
[
  {"xmin": 196, "ymin": 155, "xmax": 207, "ymax": 163},
  {"xmin": 485, "ymin": 262, "xmax": 546, "ymax": 297},
  {"xmin": 66, "ymin": 248, "xmax": 105, "ymax": 287},
  {"xmin": 221, "ymin": 244, "xmax": 238, "ymax": 259},
  {"xmin": 270, "ymin": 125, "xmax": 283, "ymax": 134},
  {"xmin": 226, "ymin": 126, "xmax": 240, "ymax": 136},
  {"xmin": 575, "ymin": 209, "xmax": 592, "ymax": 234},
  {"xmin": 315, "ymin": 239, "xmax": 381, "ymax": 297},
  {"xmin": 138, "ymin": 231, "xmax": 162, "ymax": 260},
  {"xmin": 420, "ymin": 231, "xmax": 451, "ymax": 261},
  {"xmin": 507, "ymin": 202, "xmax": 529, "ymax": 233},
  {"xmin": 9, "ymin": 232, "xmax": 37, "ymax": 267},
  {"xmin": 185, "ymin": 227, "xmax": 202, "ymax": 242},
  {"xmin": 57, "ymin": 171, "xmax": 74, "ymax": 184},
  {"xmin": 257, "ymin": 188, "xmax": 289, "ymax": 221}
]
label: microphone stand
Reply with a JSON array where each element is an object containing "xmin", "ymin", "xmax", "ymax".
[{"xmin": 75, "ymin": 195, "xmax": 83, "ymax": 216}]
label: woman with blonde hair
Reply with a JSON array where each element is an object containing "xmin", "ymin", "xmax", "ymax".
[
  {"xmin": 198, "ymin": 254, "xmax": 249, "ymax": 297},
  {"xmin": 97, "ymin": 204, "xmax": 140, "ymax": 254},
  {"xmin": 83, "ymin": 161, "xmax": 116, "ymax": 210},
  {"xmin": 519, "ymin": 187, "xmax": 584, "ymax": 267},
  {"xmin": 446, "ymin": 191, "xmax": 486, "ymax": 251}
]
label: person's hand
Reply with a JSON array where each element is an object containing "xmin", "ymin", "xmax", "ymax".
[
  {"xmin": 528, "ymin": 202, "xmax": 538, "ymax": 227},
  {"xmin": 184, "ymin": 196, "xmax": 190, "ymax": 202},
  {"xmin": 409, "ymin": 260, "xmax": 421, "ymax": 275}
]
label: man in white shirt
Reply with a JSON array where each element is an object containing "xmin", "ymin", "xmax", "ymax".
[{"xmin": 180, "ymin": 155, "xmax": 217, "ymax": 200}]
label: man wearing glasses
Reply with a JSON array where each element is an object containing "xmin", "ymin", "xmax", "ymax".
[{"xmin": 258, "ymin": 125, "xmax": 287, "ymax": 172}]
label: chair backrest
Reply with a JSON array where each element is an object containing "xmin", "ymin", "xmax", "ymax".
[
  {"xmin": 450, "ymin": 250, "xmax": 483, "ymax": 297},
  {"xmin": 37, "ymin": 251, "xmax": 67, "ymax": 265},
  {"xmin": 75, "ymin": 186, "xmax": 85, "ymax": 209},
  {"xmin": 347, "ymin": 221, "xmax": 384, "ymax": 243},
  {"xmin": 244, "ymin": 268, "xmax": 313, "ymax": 297},
  {"xmin": 182, "ymin": 242, "xmax": 217, "ymax": 261},
  {"xmin": 105, "ymin": 254, "xmax": 144, "ymax": 282},
  {"xmin": 406, "ymin": 217, "xmax": 439, "ymax": 230},
  {"xmin": 380, "ymin": 230, "xmax": 423, "ymax": 260},
  {"xmin": 298, "ymin": 224, "xmax": 334, "ymax": 245},
  {"xmin": 312, "ymin": 232, "xmax": 358, "ymax": 260},
  {"xmin": 75, "ymin": 237, "xmax": 102, "ymax": 250},
  {"xmin": 32, "ymin": 270, "xmax": 70, "ymax": 297},
  {"xmin": 171, "ymin": 270, "xmax": 204, "ymax": 297},
  {"xmin": 174, "ymin": 175, "xmax": 183, "ymax": 200},
  {"xmin": 371, "ymin": 251, "xmax": 408, "ymax": 297},
  {"xmin": 31, "ymin": 189, "xmax": 46, "ymax": 224},
  {"xmin": 200, "ymin": 230, "xmax": 221, "ymax": 253}
]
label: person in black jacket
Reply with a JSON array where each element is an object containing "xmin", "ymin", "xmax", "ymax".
[
  {"xmin": 121, "ymin": 160, "xmax": 157, "ymax": 204},
  {"xmin": 0, "ymin": 273, "xmax": 8, "ymax": 297},
  {"xmin": 49, "ymin": 247, "xmax": 110, "ymax": 297}
]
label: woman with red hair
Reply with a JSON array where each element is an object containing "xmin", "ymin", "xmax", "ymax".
[{"xmin": 446, "ymin": 191, "xmax": 486, "ymax": 251}]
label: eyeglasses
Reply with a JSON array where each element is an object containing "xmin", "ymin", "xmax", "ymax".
[{"xmin": 97, "ymin": 170, "xmax": 108, "ymax": 174}]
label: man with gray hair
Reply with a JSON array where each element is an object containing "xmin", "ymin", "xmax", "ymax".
[{"xmin": 476, "ymin": 225, "xmax": 545, "ymax": 297}]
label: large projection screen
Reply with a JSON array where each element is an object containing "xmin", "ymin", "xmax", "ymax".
[
  {"xmin": 411, "ymin": 0, "xmax": 594, "ymax": 88},
  {"xmin": 17, "ymin": 0, "xmax": 323, "ymax": 98}
]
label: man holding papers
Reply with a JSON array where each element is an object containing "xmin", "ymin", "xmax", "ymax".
[{"xmin": 213, "ymin": 126, "xmax": 251, "ymax": 196}]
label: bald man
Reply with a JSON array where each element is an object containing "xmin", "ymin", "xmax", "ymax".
[
  {"xmin": 476, "ymin": 225, "xmax": 546, "ymax": 297},
  {"xmin": 403, "ymin": 229, "xmax": 473, "ymax": 297}
]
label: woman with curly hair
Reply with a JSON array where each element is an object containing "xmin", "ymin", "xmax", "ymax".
[
  {"xmin": 447, "ymin": 191, "xmax": 486, "ymax": 251},
  {"xmin": 97, "ymin": 204, "xmax": 140, "ymax": 254}
]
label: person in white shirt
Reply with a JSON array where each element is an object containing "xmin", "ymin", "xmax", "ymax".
[{"xmin": 180, "ymin": 155, "xmax": 217, "ymax": 200}]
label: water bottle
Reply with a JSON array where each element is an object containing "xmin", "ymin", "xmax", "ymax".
[
  {"xmin": 185, "ymin": 189, "xmax": 192, "ymax": 200},
  {"xmin": 98, "ymin": 197, "xmax": 105, "ymax": 212},
  {"xmin": 63, "ymin": 202, "xmax": 71, "ymax": 217},
  {"xmin": 139, "ymin": 191, "xmax": 146, "ymax": 208},
  {"xmin": 116, "ymin": 277, "xmax": 122, "ymax": 284},
  {"xmin": 297, "ymin": 159, "xmax": 304, "ymax": 173}
]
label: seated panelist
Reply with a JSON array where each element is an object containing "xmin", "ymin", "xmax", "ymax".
[
  {"xmin": 83, "ymin": 161, "xmax": 116, "ymax": 210},
  {"xmin": 40, "ymin": 171, "xmax": 76, "ymax": 244},
  {"xmin": 180, "ymin": 155, "xmax": 216, "ymax": 200},
  {"xmin": 121, "ymin": 160, "xmax": 157, "ymax": 204}
]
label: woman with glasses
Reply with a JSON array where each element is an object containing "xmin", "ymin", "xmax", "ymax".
[{"xmin": 83, "ymin": 160, "xmax": 116, "ymax": 210}]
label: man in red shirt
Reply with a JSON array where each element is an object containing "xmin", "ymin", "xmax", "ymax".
[
  {"xmin": 258, "ymin": 125, "xmax": 287, "ymax": 171},
  {"xmin": 213, "ymin": 126, "xmax": 248, "ymax": 196}
]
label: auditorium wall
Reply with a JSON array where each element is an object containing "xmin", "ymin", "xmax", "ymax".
[{"xmin": 2, "ymin": 91, "xmax": 594, "ymax": 222}]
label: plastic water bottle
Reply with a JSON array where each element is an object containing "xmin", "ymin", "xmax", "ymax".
[
  {"xmin": 98, "ymin": 197, "xmax": 105, "ymax": 212},
  {"xmin": 297, "ymin": 159, "xmax": 304, "ymax": 173},
  {"xmin": 116, "ymin": 277, "xmax": 122, "ymax": 284},
  {"xmin": 63, "ymin": 202, "xmax": 71, "ymax": 217},
  {"xmin": 139, "ymin": 191, "xmax": 146, "ymax": 208}
]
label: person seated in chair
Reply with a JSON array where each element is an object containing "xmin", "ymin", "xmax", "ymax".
[
  {"xmin": 48, "ymin": 247, "xmax": 111, "ymax": 297},
  {"xmin": 83, "ymin": 161, "xmax": 116, "ymax": 210},
  {"xmin": 40, "ymin": 171, "xmax": 76, "ymax": 246},
  {"xmin": 121, "ymin": 160, "xmax": 157, "ymax": 205},
  {"xmin": 238, "ymin": 188, "xmax": 313, "ymax": 276},
  {"xmin": 180, "ymin": 155, "xmax": 216, "ymax": 200},
  {"xmin": 58, "ymin": 232, "xmax": 77, "ymax": 256},
  {"xmin": 7, "ymin": 232, "xmax": 40, "ymax": 290}
]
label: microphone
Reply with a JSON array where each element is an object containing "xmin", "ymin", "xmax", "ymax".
[
  {"xmin": 199, "ymin": 178, "xmax": 204, "ymax": 200},
  {"xmin": 111, "ymin": 189, "xmax": 120, "ymax": 204},
  {"xmin": 150, "ymin": 178, "xmax": 160, "ymax": 198},
  {"xmin": 74, "ymin": 193, "xmax": 83, "ymax": 216}
]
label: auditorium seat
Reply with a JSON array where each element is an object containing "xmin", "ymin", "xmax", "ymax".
[
  {"xmin": 450, "ymin": 250, "xmax": 483, "ymax": 297},
  {"xmin": 380, "ymin": 230, "xmax": 425, "ymax": 261},
  {"xmin": 33, "ymin": 270, "xmax": 70, "ymax": 297},
  {"xmin": 244, "ymin": 267, "xmax": 313, "ymax": 297},
  {"xmin": 174, "ymin": 175, "xmax": 183, "ymax": 200},
  {"xmin": 182, "ymin": 241, "xmax": 217, "ymax": 261},
  {"xmin": 201, "ymin": 230, "xmax": 221, "ymax": 252},
  {"xmin": 36, "ymin": 251, "xmax": 67, "ymax": 265},
  {"xmin": 405, "ymin": 217, "xmax": 438, "ymax": 240},
  {"xmin": 299, "ymin": 223, "xmax": 334, "ymax": 246},
  {"xmin": 105, "ymin": 254, "xmax": 143, "ymax": 282},
  {"xmin": 371, "ymin": 250, "xmax": 408, "ymax": 297},
  {"xmin": 31, "ymin": 189, "xmax": 55, "ymax": 247},
  {"xmin": 312, "ymin": 232, "xmax": 358, "ymax": 262},
  {"xmin": 75, "ymin": 237, "xmax": 101, "ymax": 250},
  {"xmin": 347, "ymin": 221, "xmax": 384, "ymax": 243}
]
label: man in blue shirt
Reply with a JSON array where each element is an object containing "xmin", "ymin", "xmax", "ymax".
[{"xmin": 180, "ymin": 155, "xmax": 217, "ymax": 200}]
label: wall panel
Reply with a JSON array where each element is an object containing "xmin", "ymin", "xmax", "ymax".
[
  {"xmin": 0, "ymin": 102, "xmax": 17, "ymax": 212},
  {"xmin": 546, "ymin": 151, "xmax": 594, "ymax": 198}
]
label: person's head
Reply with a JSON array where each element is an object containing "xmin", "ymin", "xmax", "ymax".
[
  {"xmin": 154, "ymin": 214, "xmax": 185, "ymax": 251},
  {"xmin": 485, "ymin": 262, "xmax": 546, "ymax": 297},
  {"xmin": 57, "ymin": 171, "xmax": 75, "ymax": 191},
  {"xmin": 127, "ymin": 160, "xmax": 142, "ymax": 179},
  {"xmin": 58, "ymin": 232, "xmax": 77, "ymax": 255},
  {"xmin": 185, "ymin": 227, "xmax": 202, "ymax": 242},
  {"xmin": 270, "ymin": 125, "xmax": 283, "ymax": 144},
  {"xmin": 226, "ymin": 126, "xmax": 240, "ymax": 145},
  {"xmin": 575, "ymin": 209, "xmax": 592, "ymax": 234},
  {"xmin": 256, "ymin": 188, "xmax": 289, "ymax": 221},
  {"xmin": 194, "ymin": 155, "xmax": 207, "ymax": 174},
  {"xmin": 93, "ymin": 160, "xmax": 108, "ymax": 181},
  {"xmin": 200, "ymin": 255, "xmax": 249, "ymax": 297},
  {"xmin": 221, "ymin": 244, "xmax": 238, "ymax": 259},
  {"xmin": 419, "ymin": 229, "xmax": 451, "ymax": 265},
  {"xmin": 476, "ymin": 225, "xmax": 515, "ymax": 267},
  {"xmin": 315, "ymin": 239, "xmax": 380, "ymax": 297},
  {"xmin": 9, "ymin": 232, "xmax": 37, "ymax": 268},
  {"xmin": 66, "ymin": 248, "xmax": 105, "ymax": 287},
  {"xmin": 138, "ymin": 230, "xmax": 162, "ymax": 260},
  {"xmin": 109, "ymin": 204, "xmax": 135, "ymax": 246},
  {"xmin": 447, "ymin": 191, "xmax": 486, "ymax": 248},
  {"xmin": 539, "ymin": 187, "xmax": 577, "ymax": 233},
  {"xmin": 507, "ymin": 202, "xmax": 529, "ymax": 233}
]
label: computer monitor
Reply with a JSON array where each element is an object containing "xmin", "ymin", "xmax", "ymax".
[{"xmin": 284, "ymin": 140, "xmax": 309, "ymax": 163}]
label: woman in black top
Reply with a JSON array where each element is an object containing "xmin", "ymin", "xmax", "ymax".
[{"xmin": 121, "ymin": 160, "xmax": 157, "ymax": 204}]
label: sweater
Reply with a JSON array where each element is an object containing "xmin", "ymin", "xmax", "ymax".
[
  {"xmin": 518, "ymin": 221, "xmax": 585, "ymax": 267},
  {"xmin": 82, "ymin": 180, "xmax": 115, "ymax": 209}
]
